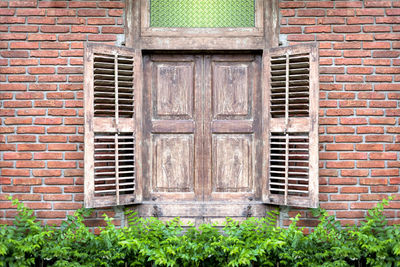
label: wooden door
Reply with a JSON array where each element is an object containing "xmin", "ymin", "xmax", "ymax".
[
  {"xmin": 203, "ymin": 54, "xmax": 262, "ymax": 203},
  {"xmin": 140, "ymin": 52, "xmax": 265, "ymax": 221}
]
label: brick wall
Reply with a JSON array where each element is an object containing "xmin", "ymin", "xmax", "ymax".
[
  {"xmin": 0, "ymin": 0, "xmax": 125, "ymax": 226},
  {"xmin": 0, "ymin": 0, "xmax": 399, "ymax": 228},
  {"xmin": 280, "ymin": 0, "xmax": 400, "ymax": 228}
]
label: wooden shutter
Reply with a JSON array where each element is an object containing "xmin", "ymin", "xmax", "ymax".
[
  {"xmin": 262, "ymin": 43, "xmax": 319, "ymax": 208},
  {"xmin": 84, "ymin": 43, "xmax": 142, "ymax": 208}
]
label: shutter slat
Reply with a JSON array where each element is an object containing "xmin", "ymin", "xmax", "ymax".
[
  {"xmin": 84, "ymin": 43, "xmax": 142, "ymax": 208},
  {"xmin": 262, "ymin": 43, "xmax": 319, "ymax": 208}
]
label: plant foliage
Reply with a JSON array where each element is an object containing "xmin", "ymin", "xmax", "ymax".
[{"xmin": 1, "ymin": 197, "xmax": 399, "ymax": 266}]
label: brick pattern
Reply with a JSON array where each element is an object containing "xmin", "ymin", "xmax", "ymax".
[
  {"xmin": 0, "ymin": 0, "xmax": 399, "ymax": 228},
  {"xmin": 0, "ymin": 0, "xmax": 124, "ymax": 226},
  {"xmin": 280, "ymin": 0, "xmax": 400, "ymax": 228}
]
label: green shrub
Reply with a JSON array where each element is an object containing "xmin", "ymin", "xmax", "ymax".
[{"xmin": 1, "ymin": 197, "xmax": 399, "ymax": 267}]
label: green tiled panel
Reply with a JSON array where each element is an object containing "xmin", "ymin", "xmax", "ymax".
[{"xmin": 150, "ymin": 0, "xmax": 255, "ymax": 28}]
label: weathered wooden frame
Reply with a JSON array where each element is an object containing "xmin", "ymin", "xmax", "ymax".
[{"xmin": 126, "ymin": 0, "xmax": 279, "ymax": 50}]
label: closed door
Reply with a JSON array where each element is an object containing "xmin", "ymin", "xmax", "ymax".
[{"xmin": 140, "ymin": 52, "xmax": 264, "ymax": 220}]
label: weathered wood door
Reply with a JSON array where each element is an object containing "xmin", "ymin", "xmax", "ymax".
[{"xmin": 140, "ymin": 52, "xmax": 265, "ymax": 222}]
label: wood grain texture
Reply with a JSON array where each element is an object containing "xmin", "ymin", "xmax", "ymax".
[
  {"xmin": 152, "ymin": 135, "xmax": 194, "ymax": 192},
  {"xmin": 84, "ymin": 43, "xmax": 141, "ymax": 208},
  {"xmin": 264, "ymin": 43, "xmax": 319, "ymax": 208}
]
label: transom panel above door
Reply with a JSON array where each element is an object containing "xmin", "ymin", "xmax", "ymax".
[{"xmin": 140, "ymin": 52, "xmax": 264, "ymax": 220}]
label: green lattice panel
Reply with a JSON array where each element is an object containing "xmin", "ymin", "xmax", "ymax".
[{"xmin": 150, "ymin": 0, "xmax": 255, "ymax": 28}]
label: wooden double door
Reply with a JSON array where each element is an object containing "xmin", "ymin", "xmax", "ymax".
[{"xmin": 139, "ymin": 52, "xmax": 266, "ymax": 221}]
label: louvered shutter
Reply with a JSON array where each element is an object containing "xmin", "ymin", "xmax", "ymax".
[
  {"xmin": 262, "ymin": 43, "xmax": 319, "ymax": 208},
  {"xmin": 84, "ymin": 43, "xmax": 142, "ymax": 208}
]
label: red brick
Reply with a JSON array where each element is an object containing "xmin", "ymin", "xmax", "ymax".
[
  {"xmin": 5, "ymin": 116, "xmax": 32, "ymax": 124},
  {"xmin": 333, "ymin": 26, "xmax": 361, "ymax": 33},
  {"xmin": 43, "ymin": 194, "xmax": 72, "ymax": 201},
  {"xmin": 336, "ymin": 135, "xmax": 363, "ymax": 143},
  {"xmin": 34, "ymin": 118, "xmax": 62, "ymax": 125},
  {"xmin": 71, "ymin": 26, "xmax": 99, "ymax": 33},
  {"xmin": 36, "ymin": 211, "xmax": 66, "ymax": 218},
  {"xmin": 69, "ymin": 1, "xmax": 97, "ymax": 8},
  {"xmin": 109, "ymin": 10, "xmax": 123, "ymax": 17},
  {"xmin": 357, "ymin": 161, "xmax": 385, "ymax": 168},
  {"xmin": 38, "ymin": 1, "xmax": 67, "ymax": 7},
  {"xmin": 0, "ymin": 17, "xmax": 25, "ymax": 24},
  {"xmin": 47, "ymin": 9, "xmax": 75, "ymax": 17},
  {"xmin": 339, "ymin": 100, "xmax": 367, "ymax": 108},
  {"xmin": 13, "ymin": 178, "xmax": 42, "ymax": 185},
  {"xmin": 17, "ymin": 127, "xmax": 45, "ymax": 134},
  {"xmin": 316, "ymin": 34, "xmax": 344, "ymax": 41},
  {"xmin": 341, "ymin": 187, "xmax": 368, "ymax": 193},
  {"xmin": 77, "ymin": 9, "xmax": 106, "ymax": 16},
  {"xmin": 27, "ymin": 17, "xmax": 55, "ymax": 24},
  {"xmin": 87, "ymin": 18, "xmax": 115, "ymax": 25},
  {"xmin": 346, "ymin": 34, "xmax": 374, "ymax": 41},
  {"xmin": 372, "ymin": 169, "xmax": 399, "ymax": 177},
  {"xmin": 28, "ymin": 34, "xmax": 56, "ymax": 41},
  {"xmin": 58, "ymin": 34, "xmax": 86, "ymax": 41},
  {"xmin": 10, "ymin": 26, "xmax": 38, "ymax": 32},
  {"xmin": 16, "ymin": 8, "xmax": 45, "ymax": 16},
  {"xmin": 39, "ymin": 136, "xmax": 67, "ymax": 143},
  {"xmin": 57, "ymin": 18, "xmax": 85, "ymax": 25},
  {"xmin": 33, "ymin": 169, "xmax": 61, "ymax": 177},
  {"xmin": 0, "ymin": 67, "xmax": 25, "ymax": 74},
  {"xmin": 326, "ymin": 144, "xmax": 353, "ymax": 151},
  {"xmin": 356, "ymin": 109, "xmax": 384, "ymax": 116},
  {"xmin": 34, "ymin": 100, "xmax": 63, "ymax": 108},
  {"xmin": 347, "ymin": 67, "xmax": 373, "ymax": 74},
  {"xmin": 333, "ymin": 43, "xmax": 361, "ymax": 50},
  {"xmin": 358, "ymin": 92, "xmax": 385, "ymax": 99},
  {"xmin": 7, "ymin": 135, "xmax": 36, "ymax": 142},
  {"xmin": 2, "ymin": 186, "xmax": 30, "ymax": 192},
  {"xmin": 18, "ymin": 143, "xmax": 46, "ymax": 151},
  {"xmin": 17, "ymin": 109, "xmax": 46, "ymax": 116},
  {"xmin": 342, "ymin": 169, "xmax": 369, "ymax": 177},
  {"xmin": 48, "ymin": 144, "xmax": 77, "ymax": 151},
  {"xmin": 97, "ymin": 1, "xmax": 124, "ymax": 8},
  {"xmin": 366, "ymin": 135, "xmax": 393, "ymax": 142},
  {"xmin": 370, "ymin": 153, "xmax": 397, "ymax": 160},
  {"xmin": 31, "ymin": 50, "xmax": 58, "ymax": 57},
  {"xmin": 28, "ymin": 67, "xmax": 55, "ymax": 74},
  {"xmin": 53, "ymin": 203, "xmax": 82, "ymax": 210},
  {"xmin": 34, "ymin": 152, "xmax": 63, "ymax": 160},
  {"xmin": 2, "ymin": 169, "xmax": 30, "ymax": 176},
  {"xmin": 364, "ymin": 26, "xmax": 391, "ymax": 33},
  {"xmin": 357, "ymin": 126, "xmax": 384, "ymax": 134},
  {"xmin": 10, "ymin": 59, "xmax": 38, "ymax": 66},
  {"xmin": 364, "ymin": 58, "xmax": 391, "ymax": 65},
  {"xmin": 44, "ymin": 178, "xmax": 74, "ymax": 185},
  {"xmin": 41, "ymin": 42, "xmax": 69, "ymax": 50},
  {"xmin": 376, "ymin": 17, "xmax": 400, "ymax": 24},
  {"xmin": 326, "ymin": 161, "xmax": 354, "ymax": 169},
  {"xmin": 40, "ymin": 26, "xmax": 69, "ymax": 33},
  {"xmin": 331, "ymin": 195, "xmax": 358, "ymax": 201},
  {"xmin": 3, "ymin": 152, "xmax": 32, "ymax": 160},
  {"xmin": 373, "ymin": 51, "xmax": 400, "ymax": 58},
  {"xmin": 327, "ymin": 9, "xmax": 355, "ymax": 16},
  {"xmin": 320, "ymin": 203, "xmax": 348, "ymax": 210},
  {"xmin": 335, "ymin": 58, "xmax": 362, "ymax": 65},
  {"xmin": 347, "ymin": 17, "xmax": 374, "ymax": 25}
]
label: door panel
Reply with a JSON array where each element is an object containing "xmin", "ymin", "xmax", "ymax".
[
  {"xmin": 204, "ymin": 54, "xmax": 262, "ymax": 202},
  {"xmin": 212, "ymin": 134, "xmax": 253, "ymax": 192},
  {"xmin": 213, "ymin": 63, "xmax": 250, "ymax": 117},
  {"xmin": 155, "ymin": 63, "xmax": 193, "ymax": 118},
  {"xmin": 152, "ymin": 134, "xmax": 194, "ymax": 192},
  {"xmin": 143, "ymin": 54, "xmax": 202, "ymax": 202}
]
